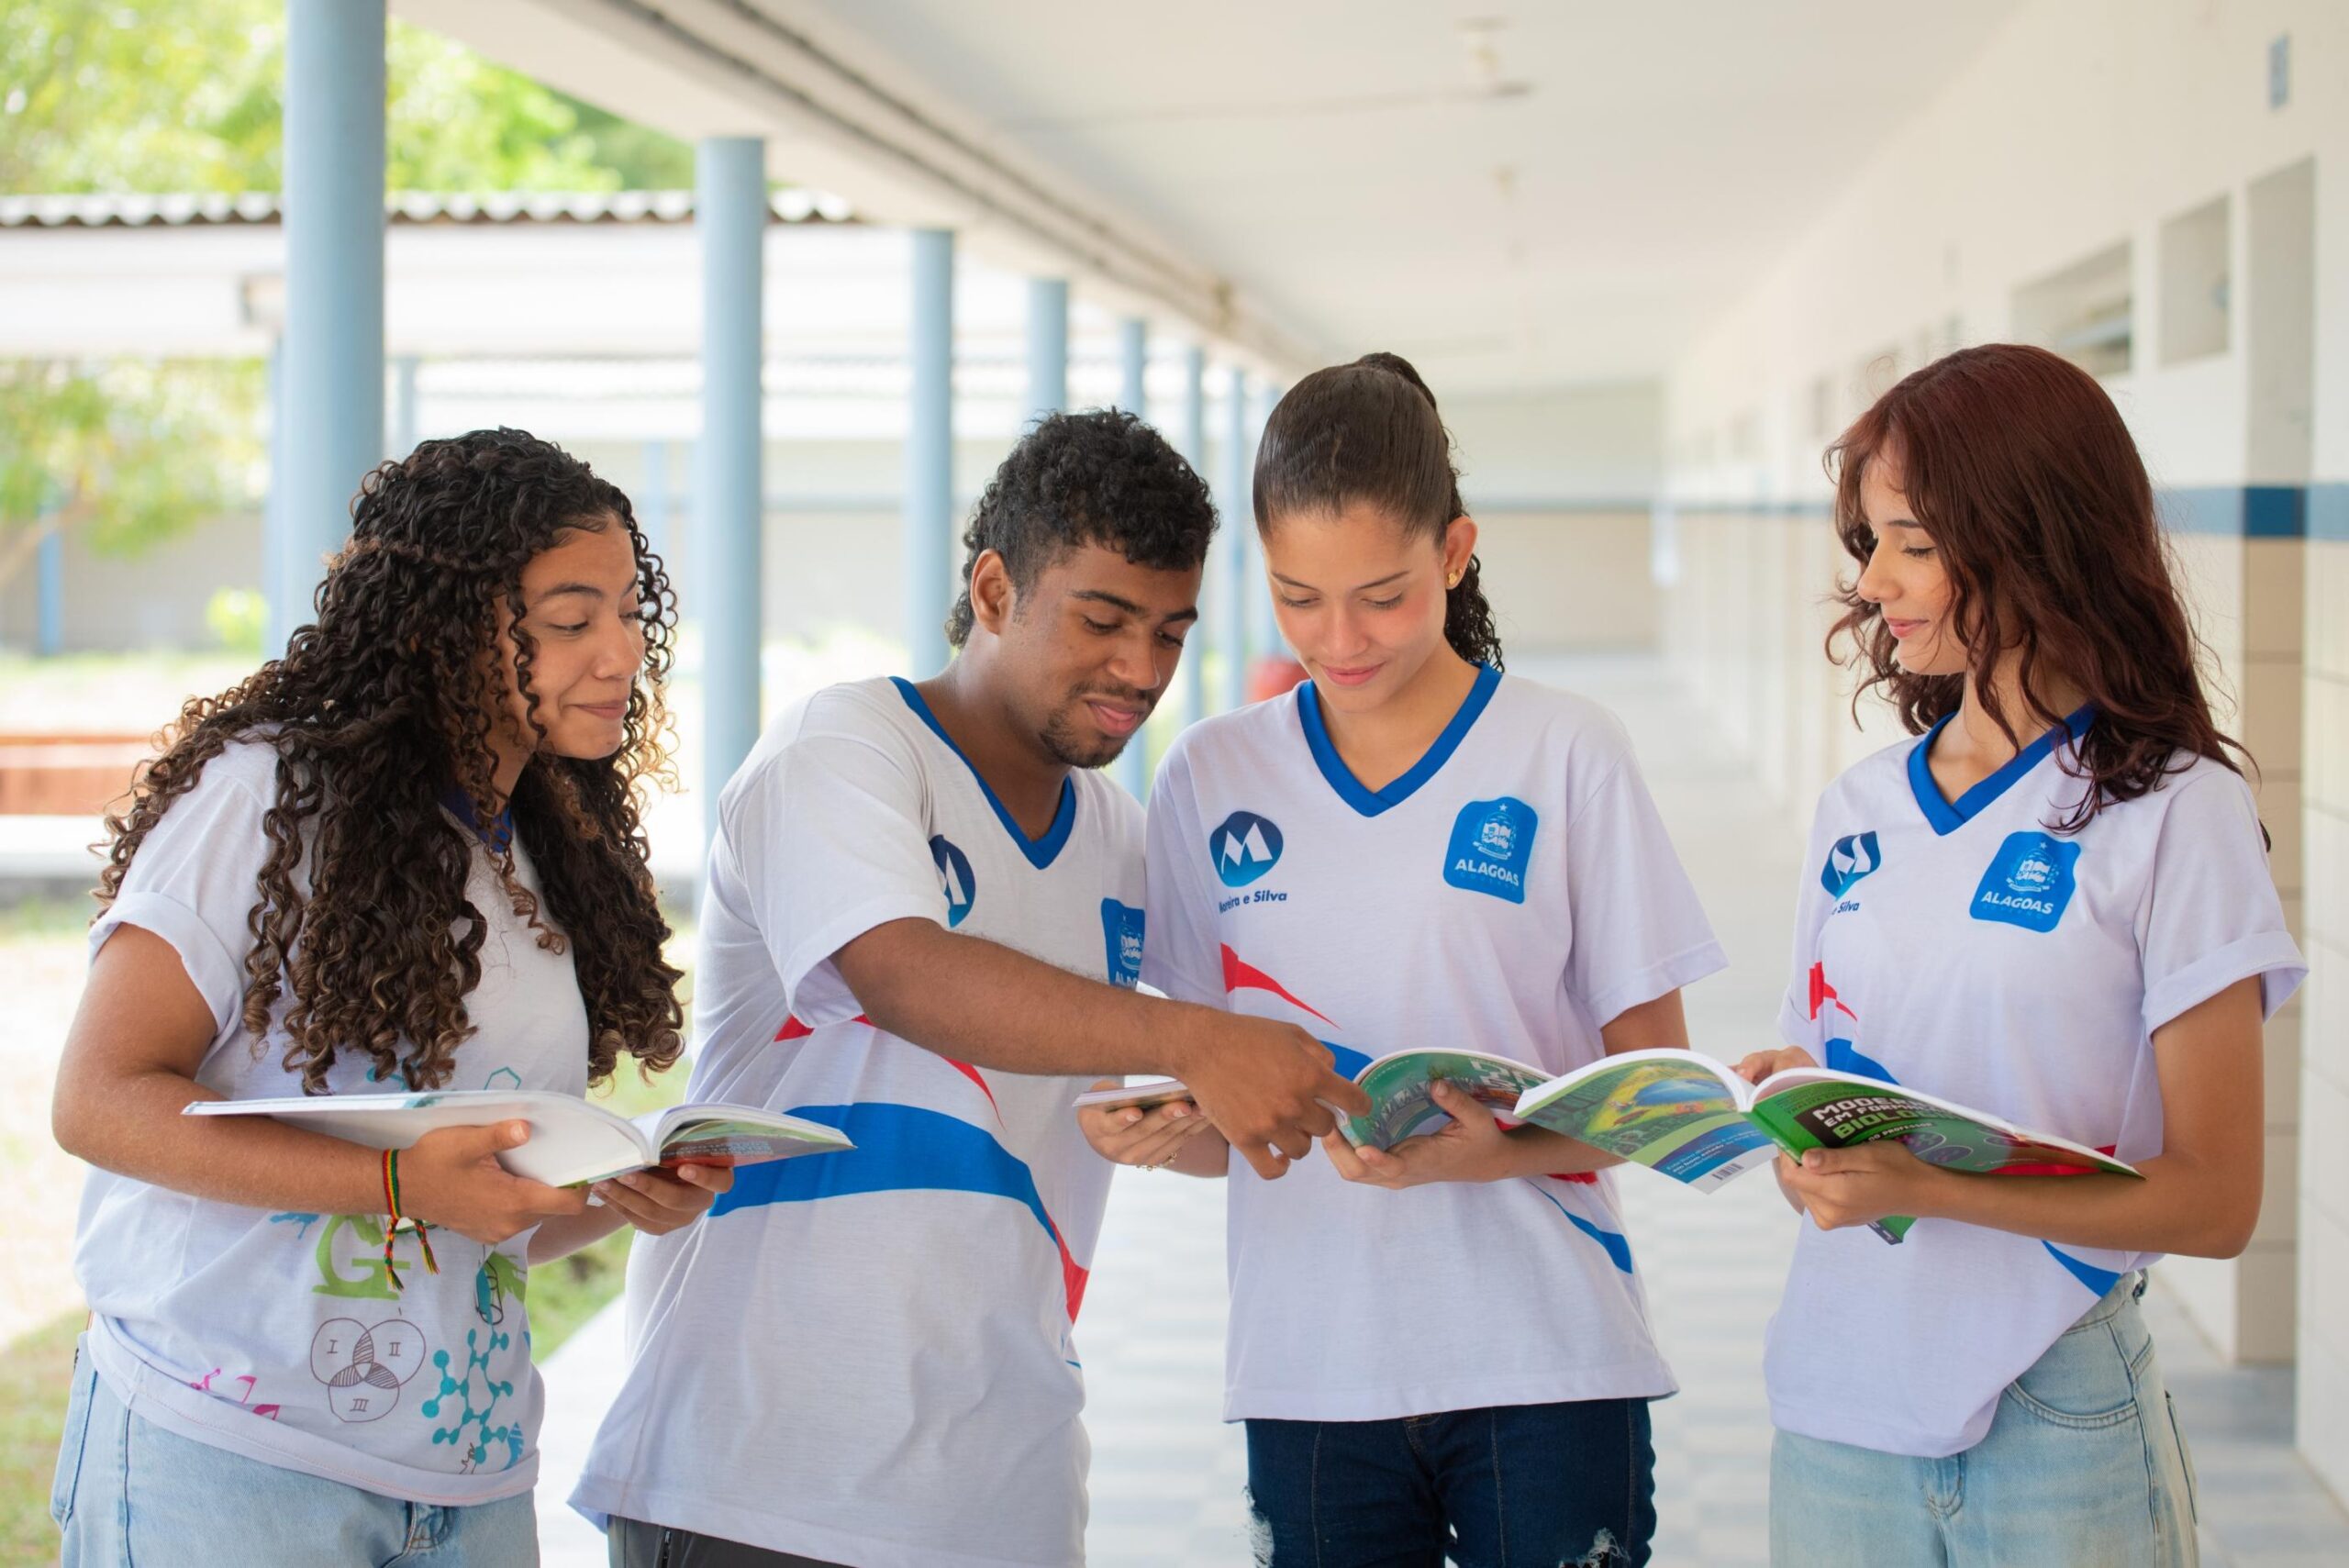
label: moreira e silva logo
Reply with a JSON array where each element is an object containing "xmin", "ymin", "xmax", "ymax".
[{"xmin": 1209, "ymin": 810, "xmax": 1284, "ymax": 888}]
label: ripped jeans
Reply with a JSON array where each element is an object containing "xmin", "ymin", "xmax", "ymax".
[{"xmin": 1244, "ymin": 1398, "xmax": 1654, "ymax": 1568}]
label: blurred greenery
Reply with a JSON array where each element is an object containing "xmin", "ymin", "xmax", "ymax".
[
  {"xmin": 202, "ymin": 585, "xmax": 267, "ymax": 655},
  {"xmin": 0, "ymin": 0, "xmax": 696, "ymax": 601},
  {"xmin": 0, "ymin": 1310, "xmax": 79, "ymax": 1568}
]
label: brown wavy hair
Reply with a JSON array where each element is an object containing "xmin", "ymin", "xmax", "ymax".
[
  {"xmin": 96, "ymin": 428, "xmax": 684, "ymax": 1091},
  {"xmin": 1827, "ymin": 342, "xmax": 2247, "ymax": 830}
]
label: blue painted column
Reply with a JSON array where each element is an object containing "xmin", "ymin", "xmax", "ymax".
[
  {"xmin": 1111, "ymin": 316, "xmax": 1151, "ymax": 797},
  {"xmin": 276, "ymin": 0, "xmax": 384, "ymax": 654},
  {"xmin": 696, "ymin": 137, "xmax": 766, "ymax": 847},
  {"xmin": 639, "ymin": 439, "xmax": 673, "ymax": 562},
  {"xmin": 1249, "ymin": 382, "xmax": 1285, "ymax": 657},
  {"xmin": 262, "ymin": 336, "xmax": 285, "ymax": 645},
  {"xmin": 1026, "ymin": 277, "xmax": 1068, "ymax": 428},
  {"xmin": 905, "ymin": 228, "xmax": 955, "ymax": 678},
  {"xmin": 1178, "ymin": 345, "xmax": 1208, "ymax": 722},
  {"xmin": 35, "ymin": 523, "xmax": 62, "ymax": 656},
  {"xmin": 1219, "ymin": 365, "xmax": 1251, "ymax": 711}
]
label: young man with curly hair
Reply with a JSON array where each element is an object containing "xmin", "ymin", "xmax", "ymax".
[
  {"xmin": 576, "ymin": 410, "xmax": 1366, "ymax": 1568},
  {"xmin": 49, "ymin": 429, "xmax": 727, "ymax": 1564}
]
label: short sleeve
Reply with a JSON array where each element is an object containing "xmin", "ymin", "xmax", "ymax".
[
  {"xmin": 1141, "ymin": 741, "xmax": 1227, "ymax": 1009},
  {"xmin": 723, "ymin": 718, "xmax": 951, "ymax": 1025},
  {"xmin": 1777, "ymin": 800, "xmax": 1839, "ymax": 1049},
  {"xmin": 2137, "ymin": 769, "xmax": 2305, "ymax": 1035},
  {"xmin": 1560, "ymin": 730, "xmax": 1727, "ymax": 1026},
  {"xmin": 88, "ymin": 748, "xmax": 280, "ymax": 1038}
]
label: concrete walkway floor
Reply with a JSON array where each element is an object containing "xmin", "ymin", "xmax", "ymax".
[{"xmin": 535, "ymin": 653, "xmax": 2349, "ymax": 1566}]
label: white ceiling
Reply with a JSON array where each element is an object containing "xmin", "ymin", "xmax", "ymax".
[
  {"xmin": 405, "ymin": 0, "xmax": 2031, "ymax": 394},
  {"xmin": 773, "ymin": 1, "xmax": 2031, "ymax": 392}
]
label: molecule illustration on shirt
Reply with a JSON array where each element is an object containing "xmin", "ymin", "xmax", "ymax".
[
  {"xmin": 310, "ymin": 1316, "xmax": 428, "ymax": 1423},
  {"xmin": 418, "ymin": 1258, "xmax": 526, "ymax": 1473}
]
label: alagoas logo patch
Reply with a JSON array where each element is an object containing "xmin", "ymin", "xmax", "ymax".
[
  {"xmin": 1209, "ymin": 811, "xmax": 1284, "ymax": 888},
  {"xmin": 1820, "ymin": 831, "xmax": 1882, "ymax": 897},
  {"xmin": 1100, "ymin": 899, "xmax": 1144, "ymax": 987},
  {"xmin": 1970, "ymin": 829, "xmax": 2079, "ymax": 932},
  {"xmin": 930, "ymin": 835, "xmax": 976, "ymax": 928},
  {"xmin": 1443, "ymin": 796, "xmax": 1538, "ymax": 905}
]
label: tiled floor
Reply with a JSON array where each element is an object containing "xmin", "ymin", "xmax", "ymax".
[{"xmin": 535, "ymin": 652, "xmax": 2349, "ymax": 1566}]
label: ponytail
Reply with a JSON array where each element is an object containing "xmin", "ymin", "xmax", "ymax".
[{"xmin": 1253, "ymin": 351, "xmax": 1503, "ymax": 670}]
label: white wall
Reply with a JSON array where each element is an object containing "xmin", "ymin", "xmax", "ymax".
[{"xmin": 1653, "ymin": 0, "xmax": 2348, "ymax": 1502}]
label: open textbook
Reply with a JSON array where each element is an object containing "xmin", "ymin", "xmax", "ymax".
[
  {"xmin": 1075, "ymin": 1048, "xmax": 2136, "ymax": 1242},
  {"xmin": 1517, "ymin": 1049, "xmax": 2139, "ymax": 1242},
  {"xmin": 184, "ymin": 1089, "xmax": 853, "ymax": 1188}
]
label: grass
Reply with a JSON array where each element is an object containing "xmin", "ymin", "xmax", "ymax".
[{"xmin": 0, "ymin": 1310, "xmax": 81, "ymax": 1568}]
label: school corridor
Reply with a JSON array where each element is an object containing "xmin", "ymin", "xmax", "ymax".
[{"xmin": 531, "ymin": 652, "xmax": 2349, "ymax": 1568}]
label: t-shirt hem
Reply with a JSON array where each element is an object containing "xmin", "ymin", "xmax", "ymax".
[
  {"xmin": 778, "ymin": 894, "xmax": 948, "ymax": 1014},
  {"xmin": 2142, "ymin": 929, "xmax": 2307, "ymax": 1036},
  {"xmin": 1768, "ymin": 1395, "xmax": 1990, "ymax": 1461},
  {"xmin": 92, "ymin": 891, "xmax": 244, "ymax": 1036},
  {"xmin": 1584, "ymin": 939, "xmax": 1730, "ymax": 1029},
  {"xmin": 1223, "ymin": 1361, "xmax": 1678, "ymax": 1423},
  {"xmin": 569, "ymin": 1473, "xmax": 1078, "ymax": 1568},
  {"xmin": 89, "ymin": 1318, "xmax": 537, "ymax": 1507}
]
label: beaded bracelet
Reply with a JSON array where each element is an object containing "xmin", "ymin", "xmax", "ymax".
[{"xmin": 380, "ymin": 1146, "xmax": 440, "ymax": 1291}]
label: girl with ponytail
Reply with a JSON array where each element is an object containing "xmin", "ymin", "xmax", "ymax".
[{"xmin": 1079, "ymin": 354, "xmax": 1720, "ymax": 1565}]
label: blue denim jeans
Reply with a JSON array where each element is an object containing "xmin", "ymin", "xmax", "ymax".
[
  {"xmin": 52, "ymin": 1338, "xmax": 539, "ymax": 1567},
  {"xmin": 1244, "ymin": 1398, "xmax": 1655, "ymax": 1567},
  {"xmin": 1768, "ymin": 1274, "xmax": 2199, "ymax": 1567}
]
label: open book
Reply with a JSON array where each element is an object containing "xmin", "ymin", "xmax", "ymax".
[
  {"xmin": 1511, "ymin": 1049, "xmax": 2140, "ymax": 1241},
  {"xmin": 1074, "ymin": 1049, "xmax": 2136, "ymax": 1243},
  {"xmin": 184, "ymin": 1089, "xmax": 853, "ymax": 1188}
]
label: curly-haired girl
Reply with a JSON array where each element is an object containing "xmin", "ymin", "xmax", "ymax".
[{"xmin": 48, "ymin": 428, "xmax": 725, "ymax": 1564}]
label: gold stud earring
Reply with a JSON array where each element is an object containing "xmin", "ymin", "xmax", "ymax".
[{"xmin": 1446, "ymin": 572, "xmax": 1463, "ymax": 589}]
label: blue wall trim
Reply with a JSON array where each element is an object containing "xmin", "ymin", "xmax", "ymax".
[{"xmin": 1670, "ymin": 484, "xmax": 2349, "ymax": 538}]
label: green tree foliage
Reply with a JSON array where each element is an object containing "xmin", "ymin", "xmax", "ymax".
[{"xmin": 0, "ymin": 1, "xmax": 694, "ymax": 606}]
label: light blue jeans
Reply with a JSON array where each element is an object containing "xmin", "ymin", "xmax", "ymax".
[
  {"xmin": 52, "ymin": 1337, "xmax": 539, "ymax": 1567},
  {"xmin": 1769, "ymin": 1273, "xmax": 2199, "ymax": 1567}
]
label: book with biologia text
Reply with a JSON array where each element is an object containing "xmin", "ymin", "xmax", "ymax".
[
  {"xmin": 184, "ymin": 1089, "xmax": 853, "ymax": 1187},
  {"xmin": 1510, "ymin": 1049, "xmax": 2140, "ymax": 1242}
]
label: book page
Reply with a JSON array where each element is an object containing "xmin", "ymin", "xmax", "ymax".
[
  {"xmin": 1341, "ymin": 1051, "xmax": 1553, "ymax": 1151},
  {"xmin": 643, "ymin": 1107, "xmax": 853, "ymax": 1168},
  {"xmin": 1514, "ymin": 1055, "xmax": 1777, "ymax": 1189}
]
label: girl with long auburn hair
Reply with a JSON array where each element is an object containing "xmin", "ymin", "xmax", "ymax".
[
  {"xmin": 49, "ymin": 428, "xmax": 728, "ymax": 1565},
  {"xmin": 1081, "ymin": 353, "xmax": 1722, "ymax": 1566},
  {"xmin": 1738, "ymin": 343, "xmax": 2302, "ymax": 1566}
]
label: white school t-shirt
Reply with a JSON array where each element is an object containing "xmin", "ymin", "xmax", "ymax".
[
  {"xmin": 73, "ymin": 740, "xmax": 589, "ymax": 1505},
  {"xmin": 1144, "ymin": 667, "xmax": 1725, "ymax": 1421},
  {"xmin": 571, "ymin": 676, "xmax": 1142, "ymax": 1568},
  {"xmin": 1765, "ymin": 709, "xmax": 2304, "ymax": 1457}
]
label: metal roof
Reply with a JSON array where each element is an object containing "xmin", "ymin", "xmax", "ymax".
[{"xmin": 0, "ymin": 188, "xmax": 853, "ymax": 229}]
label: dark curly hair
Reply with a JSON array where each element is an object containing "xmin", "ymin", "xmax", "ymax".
[
  {"xmin": 1827, "ymin": 343, "xmax": 2248, "ymax": 830},
  {"xmin": 946, "ymin": 408, "xmax": 1218, "ymax": 648},
  {"xmin": 96, "ymin": 428, "xmax": 685, "ymax": 1092},
  {"xmin": 1252, "ymin": 352, "xmax": 1502, "ymax": 670}
]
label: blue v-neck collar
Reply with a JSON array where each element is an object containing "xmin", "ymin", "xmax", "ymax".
[
  {"xmin": 438, "ymin": 786, "xmax": 514, "ymax": 853},
  {"xmin": 1297, "ymin": 662, "xmax": 1502, "ymax": 818},
  {"xmin": 890, "ymin": 677, "xmax": 1077, "ymax": 869},
  {"xmin": 1908, "ymin": 704, "xmax": 2095, "ymax": 836}
]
